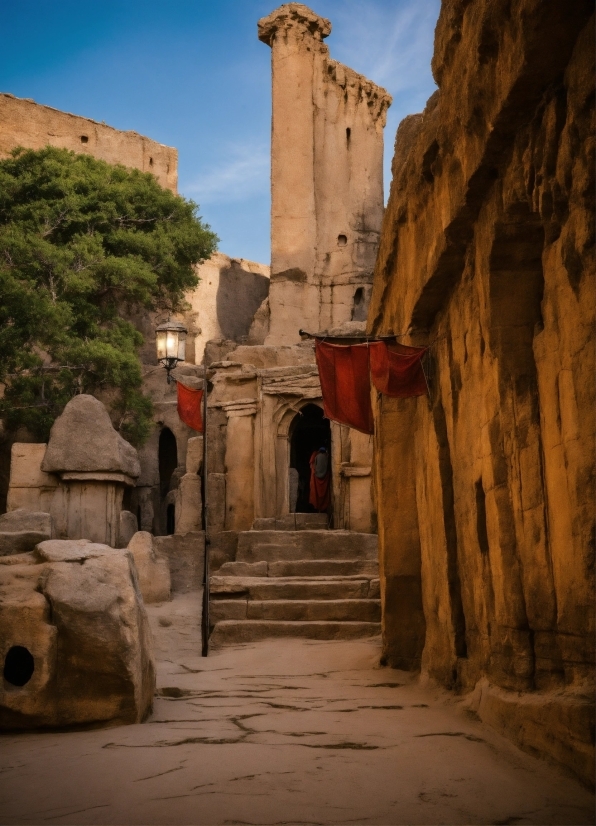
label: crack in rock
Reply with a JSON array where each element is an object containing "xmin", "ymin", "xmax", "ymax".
[{"xmin": 415, "ymin": 732, "xmax": 485, "ymax": 742}]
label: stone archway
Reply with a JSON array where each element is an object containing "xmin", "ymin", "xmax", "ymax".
[
  {"xmin": 288, "ymin": 404, "xmax": 330, "ymax": 513},
  {"xmin": 158, "ymin": 427, "xmax": 178, "ymax": 535}
]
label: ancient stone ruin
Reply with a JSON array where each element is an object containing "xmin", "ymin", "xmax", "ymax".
[{"xmin": 0, "ymin": 0, "xmax": 593, "ymax": 795}]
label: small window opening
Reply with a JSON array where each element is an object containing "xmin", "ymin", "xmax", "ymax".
[
  {"xmin": 346, "ymin": 127, "xmax": 351, "ymax": 147},
  {"xmin": 149, "ymin": 157, "xmax": 154, "ymax": 167},
  {"xmin": 80, "ymin": 135, "xmax": 88, "ymax": 144},
  {"xmin": 3, "ymin": 646, "xmax": 34, "ymax": 687},
  {"xmin": 337, "ymin": 234, "xmax": 347, "ymax": 247},
  {"xmin": 166, "ymin": 504, "xmax": 175, "ymax": 535}
]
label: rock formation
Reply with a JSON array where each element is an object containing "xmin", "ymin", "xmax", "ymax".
[
  {"xmin": 127, "ymin": 531, "xmax": 171, "ymax": 603},
  {"xmin": 367, "ymin": 0, "xmax": 594, "ymax": 785},
  {"xmin": 0, "ymin": 539, "xmax": 154, "ymax": 728}
]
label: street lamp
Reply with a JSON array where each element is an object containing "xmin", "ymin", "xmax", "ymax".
[{"xmin": 156, "ymin": 319, "xmax": 187, "ymax": 383}]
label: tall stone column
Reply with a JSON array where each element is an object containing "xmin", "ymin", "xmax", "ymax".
[
  {"xmin": 223, "ymin": 401, "xmax": 257, "ymax": 530},
  {"xmin": 259, "ymin": 5, "xmax": 330, "ymax": 344}
]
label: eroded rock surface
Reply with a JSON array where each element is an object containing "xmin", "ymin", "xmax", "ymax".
[
  {"xmin": 367, "ymin": 0, "xmax": 594, "ymax": 785},
  {"xmin": 0, "ymin": 509, "xmax": 52, "ymax": 556},
  {"xmin": 41, "ymin": 394, "xmax": 140, "ymax": 479},
  {"xmin": 0, "ymin": 539, "xmax": 154, "ymax": 729},
  {"xmin": 127, "ymin": 531, "xmax": 171, "ymax": 604}
]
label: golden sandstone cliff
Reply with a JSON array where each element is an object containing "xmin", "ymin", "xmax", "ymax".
[{"xmin": 367, "ymin": 0, "xmax": 594, "ymax": 783}]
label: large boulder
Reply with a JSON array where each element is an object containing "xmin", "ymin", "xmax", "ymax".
[
  {"xmin": 127, "ymin": 532, "xmax": 171, "ymax": 604},
  {"xmin": 0, "ymin": 539, "xmax": 154, "ymax": 729},
  {"xmin": 41, "ymin": 394, "xmax": 140, "ymax": 479},
  {"xmin": 0, "ymin": 509, "xmax": 52, "ymax": 556}
]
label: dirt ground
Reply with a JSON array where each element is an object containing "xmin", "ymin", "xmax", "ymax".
[{"xmin": 0, "ymin": 591, "xmax": 593, "ymax": 826}]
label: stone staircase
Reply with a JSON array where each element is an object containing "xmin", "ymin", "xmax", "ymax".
[{"xmin": 209, "ymin": 525, "xmax": 380, "ymax": 645}]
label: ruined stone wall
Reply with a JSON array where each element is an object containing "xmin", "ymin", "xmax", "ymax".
[
  {"xmin": 367, "ymin": 0, "xmax": 594, "ymax": 784},
  {"xmin": 259, "ymin": 4, "xmax": 391, "ymax": 344},
  {"xmin": 0, "ymin": 93, "xmax": 177, "ymax": 192}
]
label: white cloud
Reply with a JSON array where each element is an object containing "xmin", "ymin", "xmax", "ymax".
[{"xmin": 185, "ymin": 140, "xmax": 269, "ymax": 205}]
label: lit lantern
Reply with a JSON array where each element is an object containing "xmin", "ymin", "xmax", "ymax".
[{"xmin": 156, "ymin": 319, "xmax": 187, "ymax": 383}]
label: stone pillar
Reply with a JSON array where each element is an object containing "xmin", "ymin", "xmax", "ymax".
[
  {"xmin": 259, "ymin": 5, "xmax": 330, "ymax": 344},
  {"xmin": 259, "ymin": 4, "xmax": 391, "ymax": 344},
  {"xmin": 223, "ymin": 401, "xmax": 257, "ymax": 530},
  {"xmin": 49, "ymin": 472, "xmax": 135, "ymax": 547}
]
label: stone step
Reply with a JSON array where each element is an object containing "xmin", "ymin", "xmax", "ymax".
[
  {"xmin": 216, "ymin": 559, "xmax": 378, "ymax": 578},
  {"xmin": 269, "ymin": 559, "xmax": 379, "ymax": 578},
  {"xmin": 209, "ymin": 620, "xmax": 381, "ymax": 645},
  {"xmin": 211, "ymin": 576, "xmax": 377, "ymax": 601},
  {"xmin": 253, "ymin": 514, "xmax": 329, "ymax": 531},
  {"xmin": 236, "ymin": 530, "xmax": 378, "ymax": 563},
  {"xmin": 211, "ymin": 598, "xmax": 381, "ymax": 623}
]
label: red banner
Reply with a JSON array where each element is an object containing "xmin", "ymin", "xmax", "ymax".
[
  {"xmin": 369, "ymin": 342, "xmax": 428, "ymax": 398},
  {"xmin": 315, "ymin": 341, "xmax": 374, "ymax": 434},
  {"xmin": 176, "ymin": 383, "xmax": 203, "ymax": 432}
]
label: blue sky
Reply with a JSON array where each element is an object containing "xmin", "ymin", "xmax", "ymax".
[{"xmin": 1, "ymin": 0, "xmax": 440, "ymax": 264}]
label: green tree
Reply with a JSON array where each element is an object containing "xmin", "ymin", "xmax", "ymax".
[{"xmin": 0, "ymin": 146, "xmax": 218, "ymax": 444}]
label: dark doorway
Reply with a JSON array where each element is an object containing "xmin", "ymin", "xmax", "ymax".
[
  {"xmin": 290, "ymin": 404, "xmax": 331, "ymax": 513},
  {"xmin": 159, "ymin": 428, "xmax": 177, "ymax": 499}
]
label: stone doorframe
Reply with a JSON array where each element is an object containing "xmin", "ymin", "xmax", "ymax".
[{"xmin": 254, "ymin": 393, "xmax": 325, "ymax": 520}]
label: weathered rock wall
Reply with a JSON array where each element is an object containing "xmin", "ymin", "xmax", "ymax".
[
  {"xmin": 368, "ymin": 0, "xmax": 594, "ymax": 783},
  {"xmin": 0, "ymin": 93, "xmax": 177, "ymax": 192}
]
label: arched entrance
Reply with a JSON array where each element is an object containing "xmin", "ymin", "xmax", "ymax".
[
  {"xmin": 159, "ymin": 428, "xmax": 177, "ymax": 497},
  {"xmin": 158, "ymin": 427, "xmax": 177, "ymax": 535},
  {"xmin": 289, "ymin": 404, "xmax": 331, "ymax": 513}
]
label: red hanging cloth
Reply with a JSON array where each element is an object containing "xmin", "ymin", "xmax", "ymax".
[
  {"xmin": 314, "ymin": 341, "xmax": 374, "ymax": 434},
  {"xmin": 369, "ymin": 341, "xmax": 428, "ymax": 398},
  {"xmin": 176, "ymin": 382, "xmax": 204, "ymax": 432}
]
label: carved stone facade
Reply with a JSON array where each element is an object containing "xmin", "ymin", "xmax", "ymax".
[{"xmin": 195, "ymin": 3, "xmax": 390, "ymax": 549}]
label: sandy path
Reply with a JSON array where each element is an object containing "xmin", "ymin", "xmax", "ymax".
[{"xmin": 0, "ymin": 591, "xmax": 593, "ymax": 825}]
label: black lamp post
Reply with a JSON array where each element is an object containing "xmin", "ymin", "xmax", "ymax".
[
  {"xmin": 155, "ymin": 316, "xmax": 210, "ymax": 656},
  {"xmin": 156, "ymin": 319, "xmax": 187, "ymax": 383}
]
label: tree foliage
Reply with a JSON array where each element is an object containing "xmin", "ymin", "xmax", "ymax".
[{"xmin": 0, "ymin": 146, "xmax": 218, "ymax": 444}]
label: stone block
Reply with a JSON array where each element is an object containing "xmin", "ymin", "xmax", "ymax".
[
  {"xmin": 209, "ymin": 620, "xmax": 380, "ymax": 646},
  {"xmin": 209, "ymin": 531, "xmax": 238, "ymax": 571},
  {"xmin": 185, "ymin": 437, "xmax": 203, "ymax": 474},
  {"xmin": 154, "ymin": 532, "xmax": 205, "ymax": 593},
  {"xmin": 217, "ymin": 560, "xmax": 268, "ymax": 577},
  {"xmin": 175, "ymin": 474, "xmax": 202, "ymax": 534},
  {"xmin": 127, "ymin": 532, "xmax": 171, "ymax": 604},
  {"xmin": 0, "ymin": 510, "xmax": 52, "ymax": 535},
  {"xmin": 210, "ymin": 599, "xmax": 248, "ymax": 624},
  {"xmin": 8, "ymin": 444, "xmax": 53, "ymax": 489},
  {"xmin": 118, "ymin": 510, "xmax": 138, "ymax": 548},
  {"xmin": 0, "ymin": 532, "xmax": 52, "ymax": 557},
  {"xmin": 246, "ymin": 599, "xmax": 381, "ymax": 622},
  {"xmin": 0, "ymin": 541, "xmax": 154, "ymax": 729}
]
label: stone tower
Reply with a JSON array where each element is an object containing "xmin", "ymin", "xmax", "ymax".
[{"xmin": 258, "ymin": 3, "xmax": 391, "ymax": 344}]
